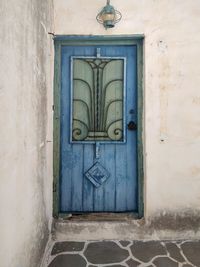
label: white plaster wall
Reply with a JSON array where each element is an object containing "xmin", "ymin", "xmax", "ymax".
[
  {"xmin": 0, "ymin": 0, "xmax": 54, "ymax": 266},
  {"xmin": 54, "ymin": 0, "xmax": 200, "ymax": 217}
]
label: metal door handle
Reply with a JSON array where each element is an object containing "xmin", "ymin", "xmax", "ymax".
[{"xmin": 127, "ymin": 121, "xmax": 137, "ymax": 131}]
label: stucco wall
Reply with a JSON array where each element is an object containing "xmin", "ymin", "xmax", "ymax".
[
  {"xmin": 54, "ymin": 0, "xmax": 200, "ymax": 219},
  {"xmin": 0, "ymin": 1, "xmax": 53, "ymax": 266}
]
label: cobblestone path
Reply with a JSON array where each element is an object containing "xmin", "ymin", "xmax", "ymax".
[{"xmin": 45, "ymin": 240, "xmax": 200, "ymax": 267}]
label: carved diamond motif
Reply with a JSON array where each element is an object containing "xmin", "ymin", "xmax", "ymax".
[{"xmin": 85, "ymin": 162, "xmax": 110, "ymax": 188}]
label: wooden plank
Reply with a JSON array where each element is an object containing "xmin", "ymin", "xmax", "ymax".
[
  {"xmin": 59, "ymin": 48, "xmax": 72, "ymax": 212},
  {"xmin": 60, "ymin": 146, "xmax": 72, "ymax": 212},
  {"xmin": 115, "ymin": 143, "xmax": 127, "ymax": 211},
  {"xmin": 54, "ymin": 35, "xmax": 145, "ymax": 44},
  {"xmin": 137, "ymin": 41, "xmax": 144, "ymax": 218},
  {"xmin": 126, "ymin": 132, "xmax": 137, "ymax": 211},
  {"xmin": 83, "ymin": 144, "xmax": 94, "ymax": 211},
  {"xmin": 103, "ymin": 144, "xmax": 116, "ymax": 211},
  {"xmin": 93, "ymin": 145, "xmax": 105, "ymax": 211},
  {"xmin": 71, "ymin": 145, "xmax": 84, "ymax": 211},
  {"xmin": 53, "ymin": 43, "xmax": 61, "ymax": 217},
  {"xmin": 125, "ymin": 45, "xmax": 138, "ymax": 211}
]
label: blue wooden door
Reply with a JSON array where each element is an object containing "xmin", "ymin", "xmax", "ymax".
[{"xmin": 60, "ymin": 45, "xmax": 137, "ymax": 212}]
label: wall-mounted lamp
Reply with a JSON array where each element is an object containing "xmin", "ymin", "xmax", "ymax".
[{"xmin": 96, "ymin": 0, "xmax": 122, "ymax": 29}]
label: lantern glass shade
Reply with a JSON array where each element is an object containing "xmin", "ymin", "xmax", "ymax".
[
  {"xmin": 96, "ymin": 1, "xmax": 122, "ymax": 29},
  {"xmin": 101, "ymin": 13, "xmax": 115, "ymax": 21}
]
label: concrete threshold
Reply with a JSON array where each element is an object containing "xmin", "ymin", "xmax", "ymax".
[{"xmin": 52, "ymin": 214, "xmax": 200, "ymax": 241}]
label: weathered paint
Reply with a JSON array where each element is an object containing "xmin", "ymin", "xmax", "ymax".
[
  {"xmin": 60, "ymin": 44, "xmax": 138, "ymax": 212},
  {"xmin": 53, "ymin": 37, "xmax": 144, "ymax": 217},
  {"xmin": 0, "ymin": 1, "xmax": 54, "ymax": 267},
  {"xmin": 1, "ymin": 2, "xmax": 200, "ymax": 265},
  {"xmin": 53, "ymin": 0, "xmax": 200, "ymax": 220}
]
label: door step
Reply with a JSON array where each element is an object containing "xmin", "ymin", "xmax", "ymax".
[
  {"xmin": 52, "ymin": 217, "xmax": 145, "ymax": 241},
  {"xmin": 52, "ymin": 217, "xmax": 200, "ymax": 241}
]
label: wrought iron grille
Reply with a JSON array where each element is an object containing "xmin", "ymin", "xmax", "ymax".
[{"xmin": 71, "ymin": 56, "xmax": 125, "ymax": 142}]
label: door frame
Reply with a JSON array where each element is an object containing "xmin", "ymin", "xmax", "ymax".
[{"xmin": 53, "ymin": 35, "xmax": 144, "ymax": 218}]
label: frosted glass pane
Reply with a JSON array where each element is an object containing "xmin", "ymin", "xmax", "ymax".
[{"xmin": 72, "ymin": 57, "xmax": 124, "ymax": 142}]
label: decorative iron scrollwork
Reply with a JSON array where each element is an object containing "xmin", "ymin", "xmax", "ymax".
[{"xmin": 72, "ymin": 57, "xmax": 125, "ymax": 142}]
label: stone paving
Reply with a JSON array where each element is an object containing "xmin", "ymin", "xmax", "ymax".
[{"xmin": 46, "ymin": 240, "xmax": 200, "ymax": 267}]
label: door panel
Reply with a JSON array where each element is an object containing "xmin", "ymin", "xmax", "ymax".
[{"xmin": 60, "ymin": 45, "xmax": 138, "ymax": 212}]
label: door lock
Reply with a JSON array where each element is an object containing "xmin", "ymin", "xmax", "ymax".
[{"xmin": 127, "ymin": 121, "xmax": 137, "ymax": 131}]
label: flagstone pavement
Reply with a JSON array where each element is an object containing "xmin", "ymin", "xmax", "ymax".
[{"xmin": 45, "ymin": 240, "xmax": 200, "ymax": 267}]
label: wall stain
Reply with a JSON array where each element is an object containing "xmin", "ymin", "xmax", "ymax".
[
  {"xmin": 158, "ymin": 51, "xmax": 170, "ymax": 139},
  {"xmin": 147, "ymin": 211, "xmax": 200, "ymax": 232},
  {"xmin": 190, "ymin": 166, "xmax": 200, "ymax": 177},
  {"xmin": 192, "ymin": 97, "xmax": 200, "ymax": 105}
]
